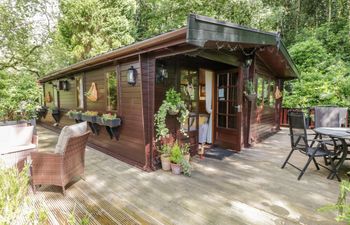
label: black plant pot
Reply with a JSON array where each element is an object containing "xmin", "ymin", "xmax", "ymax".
[
  {"xmin": 81, "ymin": 114, "xmax": 97, "ymax": 123},
  {"xmin": 96, "ymin": 116, "xmax": 104, "ymax": 126},
  {"xmin": 51, "ymin": 111, "xmax": 60, "ymax": 123},
  {"xmin": 72, "ymin": 113, "xmax": 82, "ymax": 121},
  {"xmin": 244, "ymin": 93, "xmax": 257, "ymax": 101},
  {"xmin": 103, "ymin": 118, "xmax": 121, "ymax": 127}
]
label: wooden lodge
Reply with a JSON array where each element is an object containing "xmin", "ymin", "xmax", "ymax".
[{"xmin": 38, "ymin": 14, "xmax": 299, "ymax": 171}]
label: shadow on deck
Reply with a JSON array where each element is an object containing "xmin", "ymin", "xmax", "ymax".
[{"xmin": 28, "ymin": 126, "xmax": 347, "ymax": 225}]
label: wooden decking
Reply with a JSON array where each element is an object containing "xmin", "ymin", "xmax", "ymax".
[{"xmin": 29, "ymin": 126, "xmax": 348, "ymax": 225}]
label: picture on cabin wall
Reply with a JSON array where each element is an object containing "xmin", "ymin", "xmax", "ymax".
[{"xmin": 199, "ymin": 85, "xmax": 206, "ymax": 100}]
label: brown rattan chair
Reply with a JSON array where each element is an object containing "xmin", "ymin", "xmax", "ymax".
[{"xmin": 31, "ymin": 131, "xmax": 90, "ymax": 195}]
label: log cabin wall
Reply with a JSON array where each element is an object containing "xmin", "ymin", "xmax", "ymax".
[
  {"xmin": 40, "ymin": 59, "xmax": 146, "ymax": 168},
  {"xmin": 250, "ymin": 58, "xmax": 279, "ymax": 143}
]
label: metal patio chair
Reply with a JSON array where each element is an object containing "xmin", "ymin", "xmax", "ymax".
[{"xmin": 281, "ymin": 111, "xmax": 339, "ymax": 181}]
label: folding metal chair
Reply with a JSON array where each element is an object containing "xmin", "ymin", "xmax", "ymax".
[{"xmin": 281, "ymin": 111, "xmax": 339, "ymax": 181}]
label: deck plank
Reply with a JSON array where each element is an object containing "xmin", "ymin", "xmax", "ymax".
[{"xmin": 25, "ymin": 126, "xmax": 347, "ymax": 225}]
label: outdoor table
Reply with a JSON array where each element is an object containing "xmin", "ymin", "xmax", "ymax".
[{"xmin": 313, "ymin": 127, "xmax": 350, "ymax": 180}]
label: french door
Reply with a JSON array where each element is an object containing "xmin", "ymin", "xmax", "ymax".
[{"xmin": 214, "ymin": 70, "xmax": 242, "ymax": 150}]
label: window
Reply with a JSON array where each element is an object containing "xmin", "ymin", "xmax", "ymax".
[
  {"xmin": 76, "ymin": 77, "xmax": 84, "ymax": 108},
  {"xmin": 180, "ymin": 69, "xmax": 198, "ymax": 132},
  {"xmin": 53, "ymin": 86, "xmax": 59, "ymax": 107},
  {"xmin": 263, "ymin": 79, "xmax": 269, "ymax": 106},
  {"xmin": 106, "ymin": 71, "xmax": 118, "ymax": 111},
  {"xmin": 269, "ymin": 80, "xmax": 276, "ymax": 107},
  {"xmin": 256, "ymin": 77, "xmax": 263, "ymax": 106}
]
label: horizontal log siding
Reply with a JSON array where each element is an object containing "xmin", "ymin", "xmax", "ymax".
[
  {"xmin": 59, "ymin": 79, "xmax": 76, "ymax": 109},
  {"xmin": 40, "ymin": 60, "xmax": 146, "ymax": 167}
]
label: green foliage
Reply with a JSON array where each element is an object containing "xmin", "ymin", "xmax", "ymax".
[
  {"xmin": 82, "ymin": 111, "xmax": 98, "ymax": 116},
  {"xmin": 68, "ymin": 205, "xmax": 90, "ymax": 225},
  {"xmin": 170, "ymin": 142, "xmax": 183, "ymax": 164},
  {"xmin": 0, "ymin": 164, "xmax": 48, "ymax": 224},
  {"xmin": 180, "ymin": 158, "xmax": 192, "ymax": 177},
  {"xmin": 180, "ymin": 143, "xmax": 190, "ymax": 155},
  {"xmin": 283, "ymin": 35, "xmax": 350, "ymax": 108},
  {"xmin": 154, "ymin": 88, "xmax": 189, "ymax": 140},
  {"xmin": 0, "ymin": 71, "xmax": 41, "ymax": 121},
  {"xmin": 165, "ymin": 88, "xmax": 182, "ymax": 109},
  {"xmin": 67, "ymin": 110, "xmax": 81, "ymax": 116},
  {"xmin": 101, "ymin": 113, "xmax": 117, "ymax": 121},
  {"xmin": 319, "ymin": 179, "xmax": 350, "ymax": 223},
  {"xmin": 158, "ymin": 143, "xmax": 172, "ymax": 156},
  {"xmin": 58, "ymin": 0, "xmax": 137, "ymax": 61},
  {"xmin": 244, "ymin": 80, "xmax": 256, "ymax": 95}
]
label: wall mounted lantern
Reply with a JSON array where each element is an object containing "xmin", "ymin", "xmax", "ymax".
[
  {"xmin": 158, "ymin": 64, "xmax": 168, "ymax": 81},
  {"xmin": 244, "ymin": 58, "xmax": 253, "ymax": 68},
  {"xmin": 127, "ymin": 66, "xmax": 137, "ymax": 86}
]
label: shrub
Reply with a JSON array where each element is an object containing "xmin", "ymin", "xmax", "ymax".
[{"xmin": 170, "ymin": 142, "xmax": 183, "ymax": 164}]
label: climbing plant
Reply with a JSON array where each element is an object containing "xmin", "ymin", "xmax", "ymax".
[{"xmin": 154, "ymin": 88, "xmax": 189, "ymax": 140}]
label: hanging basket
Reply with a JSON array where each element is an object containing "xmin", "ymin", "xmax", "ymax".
[
  {"xmin": 244, "ymin": 92, "xmax": 257, "ymax": 101},
  {"xmin": 168, "ymin": 108, "xmax": 179, "ymax": 115}
]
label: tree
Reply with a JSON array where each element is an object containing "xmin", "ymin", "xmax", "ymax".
[
  {"xmin": 0, "ymin": 0, "xmax": 55, "ymax": 76},
  {"xmin": 57, "ymin": 0, "xmax": 137, "ymax": 61},
  {"xmin": 283, "ymin": 37, "xmax": 350, "ymax": 108}
]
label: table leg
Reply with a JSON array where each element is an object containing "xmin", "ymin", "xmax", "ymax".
[{"xmin": 328, "ymin": 138, "xmax": 347, "ymax": 181}]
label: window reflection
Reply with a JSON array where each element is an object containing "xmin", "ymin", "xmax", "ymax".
[
  {"xmin": 106, "ymin": 71, "xmax": 117, "ymax": 111},
  {"xmin": 180, "ymin": 69, "xmax": 198, "ymax": 132}
]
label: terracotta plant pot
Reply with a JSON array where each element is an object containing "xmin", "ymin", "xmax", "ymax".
[
  {"xmin": 171, "ymin": 163, "xmax": 181, "ymax": 175},
  {"xmin": 183, "ymin": 154, "xmax": 190, "ymax": 163},
  {"xmin": 160, "ymin": 154, "xmax": 171, "ymax": 171}
]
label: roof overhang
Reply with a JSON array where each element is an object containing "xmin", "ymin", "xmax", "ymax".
[
  {"xmin": 186, "ymin": 14, "xmax": 299, "ymax": 79},
  {"xmin": 40, "ymin": 14, "xmax": 299, "ymax": 82},
  {"xmin": 39, "ymin": 28, "xmax": 187, "ymax": 82}
]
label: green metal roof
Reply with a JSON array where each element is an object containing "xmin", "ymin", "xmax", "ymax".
[{"xmin": 186, "ymin": 14, "xmax": 299, "ymax": 78}]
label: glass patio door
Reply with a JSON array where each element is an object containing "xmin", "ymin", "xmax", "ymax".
[{"xmin": 214, "ymin": 70, "xmax": 242, "ymax": 150}]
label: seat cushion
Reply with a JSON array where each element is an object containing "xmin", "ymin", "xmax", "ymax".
[
  {"xmin": 69, "ymin": 121, "xmax": 87, "ymax": 136},
  {"xmin": 0, "ymin": 125, "xmax": 33, "ymax": 149},
  {"xmin": 1, "ymin": 144, "xmax": 37, "ymax": 154},
  {"xmin": 54, "ymin": 122, "xmax": 87, "ymax": 154},
  {"xmin": 54, "ymin": 126, "xmax": 73, "ymax": 154}
]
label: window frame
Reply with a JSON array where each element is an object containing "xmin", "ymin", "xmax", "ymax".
[
  {"xmin": 75, "ymin": 76, "xmax": 84, "ymax": 109},
  {"xmin": 105, "ymin": 70, "xmax": 118, "ymax": 112}
]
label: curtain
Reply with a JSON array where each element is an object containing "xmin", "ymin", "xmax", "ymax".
[{"xmin": 205, "ymin": 71, "xmax": 213, "ymax": 143}]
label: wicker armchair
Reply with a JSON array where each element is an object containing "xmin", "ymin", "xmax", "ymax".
[{"xmin": 31, "ymin": 131, "xmax": 90, "ymax": 195}]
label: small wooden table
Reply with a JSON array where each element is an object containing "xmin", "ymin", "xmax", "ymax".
[{"xmin": 314, "ymin": 127, "xmax": 350, "ymax": 180}]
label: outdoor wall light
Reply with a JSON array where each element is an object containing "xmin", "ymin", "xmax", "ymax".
[
  {"xmin": 127, "ymin": 66, "xmax": 137, "ymax": 86},
  {"xmin": 159, "ymin": 65, "xmax": 168, "ymax": 79},
  {"xmin": 244, "ymin": 58, "xmax": 253, "ymax": 68},
  {"xmin": 157, "ymin": 64, "xmax": 168, "ymax": 82}
]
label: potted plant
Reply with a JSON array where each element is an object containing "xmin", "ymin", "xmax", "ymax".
[
  {"xmin": 180, "ymin": 158, "xmax": 192, "ymax": 177},
  {"xmin": 81, "ymin": 111, "xmax": 98, "ymax": 123},
  {"xmin": 36, "ymin": 106, "xmax": 48, "ymax": 119},
  {"xmin": 170, "ymin": 142, "xmax": 183, "ymax": 175},
  {"xmin": 96, "ymin": 115, "xmax": 104, "ymax": 125},
  {"xmin": 49, "ymin": 106, "xmax": 60, "ymax": 123},
  {"xmin": 181, "ymin": 143, "xmax": 190, "ymax": 163},
  {"xmin": 154, "ymin": 89, "xmax": 189, "ymax": 140},
  {"xmin": 244, "ymin": 80, "xmax": 257, "ymax": 101},
  {"xmin": 101, "ymin": 113, "xmax": 121, "ymax": 127},
  {"xmin": 66, "ymin": 110, "xmax": 82, "ymax": 121},
  {"xmin": 165, "ymin": 88, "xmax": 182, "ymax": 115},
  {"xmin": 158, "ymin": 143, "xmax": 172, "ymax": 171}
]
